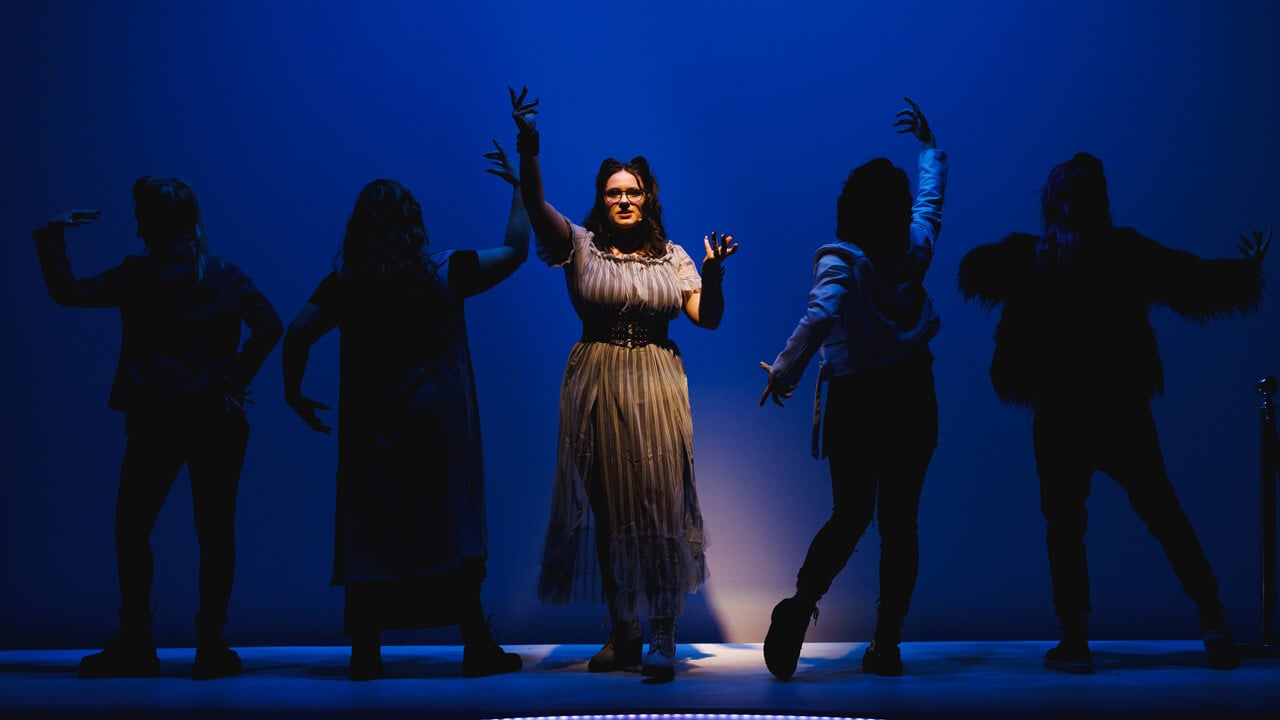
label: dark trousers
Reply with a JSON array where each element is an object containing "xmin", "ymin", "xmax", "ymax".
[
  {"xmin": 796, "ymin": 353, "xmax": 938, "ymax": 630},
  {"xmin": 116, "ymin": 403, "xmax": 248, "ymax": 626},
  {"xmin": 1033, "ymin": 394, "xmax": 1220, "ymax": 621}
]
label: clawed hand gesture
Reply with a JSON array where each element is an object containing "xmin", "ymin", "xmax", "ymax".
[
  {"xmin": 1239, "ymin": 227, "xmax": 1272, "ymax": 268},
  {"xmin": 225, "ymin": 389, "xmax": 255, "ymax": 412},
  {"xmin": 702, "ymin": 231, "xmax": 738, "ymax": 267},
  {"xmin": 508, "ymin": 85, "xmax": 540, "ymax": 156},
  {"xmin": 484, "ymin": 140, "xmax": 519, "ymax": 186},
  {"xmin": 893, "ymin": 97, "xmax": 934, "ymax": 149},
  {"xmin": 509, "ymin": 85, "xmax": 539, "ymax": 133},
  {"xmin": 288, "ymin": 395, "xmax": 331, "ymax": 435},
  {"xmin": 48, "ymin": 209, "xmax": 102, "ymax": 228},
  {"xmin": 758, "ymin": 361, "xmax": 795, "ymax": 407}
]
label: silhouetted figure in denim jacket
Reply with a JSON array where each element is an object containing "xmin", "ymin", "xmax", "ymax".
[{"xmin": 760, "ymin": 99, "xmax": 946, "ymax": 679}]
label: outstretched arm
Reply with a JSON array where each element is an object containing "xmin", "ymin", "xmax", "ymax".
[
  {"xmin": 33, "ymin": 209, "xmax": 134, "ymax": 308},
  {"xmin": 957, "ymin": 233, "xmax": 1038, "ymax": 309},
  {"xmin": 684, "ymin": 231, "xmax": 739, "ymax": 328},
  {"xmin": 283, "ymin": 295, "xmax": 337, "ymax": 434},
  {"xmin": 758, "ymin": 251, "xmax": 848, "ymax": 407},
  {"xmin": 510, "ymin": 86, "xmax": 572, "ymax": 263},
  {"xmin": 1144, "ymin": 227, "xmax": 1269, "ymax": 320},
  {"xmin": 454, "ymin": 140, "xmax": 530, "ymax": 298}
]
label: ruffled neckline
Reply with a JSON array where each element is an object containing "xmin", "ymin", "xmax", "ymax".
[{"xmin": 582, "ymin": 231, "xmax": 675, "ymax": 266}]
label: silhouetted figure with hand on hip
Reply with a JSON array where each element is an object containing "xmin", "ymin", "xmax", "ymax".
[
  {"xmin": 34, "ymin": 177, "xmax": 283, "ymax": 679},
  {"xmin": 282, "ymin": 145, "xmax": 528, "ymax": 680},
  {"xmin": 958, "ymin": 152, "xmax": 1270, "ymax": 673},
  {"xmin": 760, "ymin": 98, "xmax": 947, "ymax": 679}
]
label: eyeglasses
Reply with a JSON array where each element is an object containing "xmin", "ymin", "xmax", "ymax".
[{"xmin": 604, "ymin": 188, "xmax": 646, "ymax": 204}]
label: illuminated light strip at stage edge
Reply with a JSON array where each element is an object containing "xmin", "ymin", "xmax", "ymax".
[{"xmin": 489, "ymin": 715, "xmax": 883, "ymax": 720}]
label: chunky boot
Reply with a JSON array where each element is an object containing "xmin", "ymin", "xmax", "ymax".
[
  {"xmin": 349, "ymin": 630, "xmax": 382, "ymax": 681},
  {"xmin": 78, "ymin": 609, "xmax": 160, "ymax": 678},
  {"xmin": 763, "ymin": 595, "xmax": 818, "ymax": 680},
  {"xmin": 462, "ymin": 642, "xmax": 523, "ymax": 677},
  {"xmin": 192, "ymin": 613, "xmax": 242, "ymax": 680},
  {"xmin": 641, "ymin": 618, "xmax": 676, "ymax": 682},
  {"xmin": 1044, "ymin": 614, "xmax": 1093, "ymax": 674},
  {"xmin": 588, "ymin": 618, "xmax": 642, "ymax": 672},
  {"xmin": 460, "ymin": 618, "xmax": 522, "ymax": 678},
  {"xmin": 1199, "ymin": 603, "xmax": 1240, "ymax": 670},
  {"xmin": 862, "ymin": 622, "xmax": 903, "ymax": 676}
]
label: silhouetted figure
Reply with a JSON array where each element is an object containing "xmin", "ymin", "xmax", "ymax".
[
  {"xmin": 282, "ymin": 147, "xmax": 529, "ymax": 681},
  {"xmin": 33, "ymin": 178, "xmax": 283, "ymax": 679},
  {"xmin": 758, "ymin": 99, "xmax": 946, "ymax": 680},
  {"xmin": 958, "ymin": 152, "xmax": 1270, "ymax": 673},
  {"xmin": 509, "ymin": 86, "xmax": 738, "ymax": 682}
]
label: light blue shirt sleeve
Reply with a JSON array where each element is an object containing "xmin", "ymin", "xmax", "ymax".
[
  {"xmin": 910, "ymin": 148, "xmax": 948, "ymax": 256},
  {"xmin": 769, "ymin": 252, "xmax": 850, "ymax": 388}
]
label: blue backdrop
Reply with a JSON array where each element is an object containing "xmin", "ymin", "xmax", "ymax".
[{"xmin": 2, "ymin": 0, "xmax": 1277, "ymax": 650}]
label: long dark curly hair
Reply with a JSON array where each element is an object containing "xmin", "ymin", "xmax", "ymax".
[
  {"xmin": 1038, "ymin": 152, "xmax": 1113, "ymax": 271},
  {"xmin": 132, "ymin": 175, "xmax": 209, "ymax": 281},
  {"xmin": 583, "ymin": 156, "xmax": 668, "ymax": 257},
  {"xmin": 338, "ymin": 179, "xmax": 437, "ymax": 285}
]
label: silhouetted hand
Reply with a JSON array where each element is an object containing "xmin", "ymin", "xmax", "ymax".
[
  {"xmin": 484, "ymin": 140, "xmax": 519, "ymax": 186},
  {"xmin": 509, "ymin": 85, "xmax": 540, "ymax": 155},
  {"xmin": 287, "ymin": 394, "xmax": 331, "ymax": 434},
  {"xmin": 1239, "ymin": 227, "xmax": 1272, "ymax": 268},
  {"xmin": 893, "ymin": 97, "xmax": 934, "ymax": 149},
  {"xmin": 48, "ymin": 209, "xmax": 102, "ymax": 228},
  {"xmin": 702, "ymin": 231, "xmax": 739, "ymax": 269},
  {"xmin": 226, "ymin": 388, "xmax": 254, "ymax": 412},
  {"xmin": 758, "ymin": 361, "xmax": 795, "ymax": 408}
]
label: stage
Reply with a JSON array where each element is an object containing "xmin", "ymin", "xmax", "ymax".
[{"xmin": 2, "ymin": 640, "xmax": 1277, "ymax": 719}]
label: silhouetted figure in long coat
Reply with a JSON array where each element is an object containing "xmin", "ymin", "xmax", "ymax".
[{"xmin": 282, "ymin": 146, "xmax": 527, "ymax": 680}]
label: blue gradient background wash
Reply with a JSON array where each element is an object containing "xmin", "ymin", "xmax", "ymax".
[{"xmin": 1, "ymin": 0, "xmax": 1277, "ymax": 649}]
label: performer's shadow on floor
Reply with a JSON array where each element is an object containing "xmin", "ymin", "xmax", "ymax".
[
  {"xmin": 533, "ymin": 643, "xmax": 715, "ymax": 676},
  {"xmin": 304, "ymin": 651, "xmax": 460, "ymax": 680},
  {"xmin": 1093, "ymin": 648, "xmax": 1237, "ymax": 672}
]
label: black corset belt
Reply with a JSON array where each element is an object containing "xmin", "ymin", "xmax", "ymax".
[{"xmin": 581, "ymin": 309, "xmax": 669, "ymax": 349}]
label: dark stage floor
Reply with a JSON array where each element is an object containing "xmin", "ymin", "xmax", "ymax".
[{"xmin": 2, "ymin": 640, "xmax": 1278, "ymax": 719}]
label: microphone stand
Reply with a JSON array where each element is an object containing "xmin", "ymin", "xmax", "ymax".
[{"xmin": 1241, "ymin": 376, "xmax": 1279, "ymax": 657}]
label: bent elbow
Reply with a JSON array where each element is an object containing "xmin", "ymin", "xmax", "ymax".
[{"xmin": 264, "ymin": 319, "xmax": 285, "ymax": 348}]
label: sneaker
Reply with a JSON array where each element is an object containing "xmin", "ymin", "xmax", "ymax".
[
  {"xmin": 763, "ymin": 596, "xmax": 816, "ymax": 680},
  {"xmin": 641, "ymin": 619, "xmax": 676, "ymax": 682},
  {"xmin": 862, "ymin": 640, "xmax": 903, "ymax": 676},
  {"xmin": 1044, "ymin": 640, "xmax": 1093, "ymax": 674},
  {"xmin": 588, "ymin": 620, "xmax": 642, "ymax": 672}
]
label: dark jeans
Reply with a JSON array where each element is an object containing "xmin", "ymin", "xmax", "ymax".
[
  {"xmin": 796, "ymin": 352, "xmax": 938, "ymax": 629},
  {"xmin": 1033, "ymin": 394, "xmax": 1220, "ymax": 621},
  {"xmin": 116, "ymin": 402, "xmax": 248, "ymax": 625}
]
